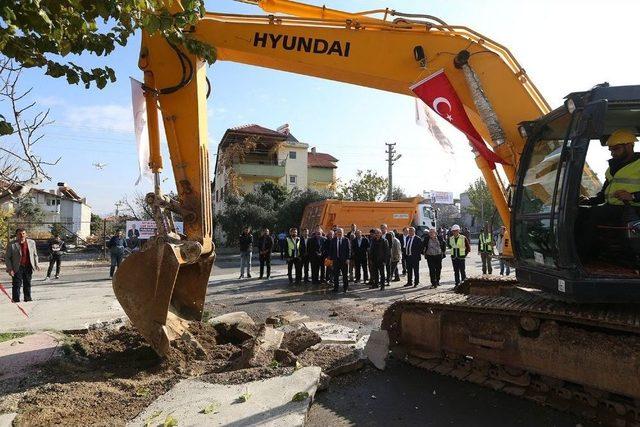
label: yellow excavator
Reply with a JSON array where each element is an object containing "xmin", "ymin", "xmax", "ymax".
[{"xmin": 113, "ymin": 0, "xmax": 640, "ymax": 423}]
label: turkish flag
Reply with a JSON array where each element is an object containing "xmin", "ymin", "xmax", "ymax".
[{"xmin": 410, "ymin": 69, "xmax": 506, "ymax": 169}]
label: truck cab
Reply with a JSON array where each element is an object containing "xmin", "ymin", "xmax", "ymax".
[{"xmin": 414, "ymin": 203, "xmax": 436, "ymax": 236}]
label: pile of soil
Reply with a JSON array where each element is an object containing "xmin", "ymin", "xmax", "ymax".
[
  {"xmin": 2, "ymin": 318, "xmax": 362, "ymax": 426},
  {"xmin": 5, "ymin": 323, "xmax": 277, "ymax": 426}
]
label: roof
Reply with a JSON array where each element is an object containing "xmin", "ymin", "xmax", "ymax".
[
  {"xmin": 308, "ymin": 152, "xmax": 338, "ymax": 169},
  {"xmin": 228, "ymin": 124, "xmax": 300, "ymax": 143}
]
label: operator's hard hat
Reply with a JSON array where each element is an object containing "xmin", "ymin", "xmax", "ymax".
[
  {"xmin": 606, "ymin": 128, "xmax": 637, "ymax": 147},
  {"xmin": 451, "ymin": 224, "xmax": 461, "ymax": 231}
]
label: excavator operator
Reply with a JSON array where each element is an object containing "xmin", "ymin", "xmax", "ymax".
[{"xmin": 579, "ymin": 128, "xmax": 640, "ymax": 260}]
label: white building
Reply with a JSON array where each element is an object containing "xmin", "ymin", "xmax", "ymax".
[
  {"xmin": 212, "ymin": 124, "xmax": 338, "ymax": 213},
  {"xmin": 4, "ymin": 183, "xmax": 92, "ymax": 239}
]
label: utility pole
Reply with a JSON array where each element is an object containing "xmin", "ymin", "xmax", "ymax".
[{"xmin": 385, "ymin": 142, "xmax": 402, "ymax": 201}]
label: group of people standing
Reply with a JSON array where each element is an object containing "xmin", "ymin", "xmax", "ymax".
[{"xmin": 238, "ymin": 221, "xmax": 513, "ymax": 291}]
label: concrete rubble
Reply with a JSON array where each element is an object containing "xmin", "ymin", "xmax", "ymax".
[
  {"xmin": 302, "ymin": 321, "xmax": 359, "ymax": 345},
  {"xmin": 209, "ymin": 311, "xmax": 258, "ymax": 344},
  {"xmin": 128, "ymin": 367, "xmax": 322, "ymax": 427},
  {"xmin": 364, "ymin": 330, "xmax": 390, "ymax": 370},
  {"xmin": 266, "ymin": 310, "xmax": 310, "ymax": 326}
]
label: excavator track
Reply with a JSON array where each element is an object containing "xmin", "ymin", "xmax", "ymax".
[{"xmin": 382, "ymin": 277, "xmax": 640, "ymax": 426}]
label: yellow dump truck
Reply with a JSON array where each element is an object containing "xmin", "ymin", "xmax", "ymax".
[{"xmin": 300, "ymin": 197, "xmax": 436, "ymax": 234}]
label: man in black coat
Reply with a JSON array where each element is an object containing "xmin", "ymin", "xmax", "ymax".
[
  {"xmin": 300, "ymin": 228, "xmax": 310, "ymax": 283},
  {"xmin": 403, "ymin": 227, "xmax": 423, "ymax": 288},
  {"xmin": 351, "ymin": 229, "xmax": 369, "ymax": 283},
  {"xmin": 369, "ymin": 228, "xmax": 390, "ymax": 290},
  {"xmin": 329, "ymin": 227, "xmax": 351, "ymax": 292},
  {"xmin": 257, "ymin": 228, "xmax": 273, "ymax": 279},
  {"xmin": 307, "ymin": 227, "xmax": 326, "ymax": 284},
  {"xmin": 322, "ymin": 229, "xmax": 334, "ymax": 283},
  {"xmin": 399, "ymin": 227, "xmax": 408, "ymax": 276}
]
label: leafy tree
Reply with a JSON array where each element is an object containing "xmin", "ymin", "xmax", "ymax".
[
  {"xmin": 216, "ymin": 192, "xmax": 277, "ymax": 246},
  {"xmin": 0, "ymin": 0, "xmax": 216, "ymax": 94},
  {"xmin": 390, "ymin": 186, "xmax": 408, "ymax": 200},
  {"xmin": 90, "ymin": 213, "xmax": 103, "ymax": 236},
  {"xmin": 13, "ymin": 195, "xmax": 44, "ymax": 226},
  {"xmin": 462, "ymin": 177, "xmax": 500, "ymax": 227},
  {"xmin": 257, "ymin": 181, "xmax": 288, "ymax": 206},
  {"xmin": 276, "ymin": 189, "xmax": 326, "ymax": 232},
  {"xmin": 336, "ymin": 169, "xmax": 388, "ymax": 201}
]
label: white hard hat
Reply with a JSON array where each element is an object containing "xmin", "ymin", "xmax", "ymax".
[{"xmin": 451, "ymin": 224, "xmax": 461, "ymax": 231}]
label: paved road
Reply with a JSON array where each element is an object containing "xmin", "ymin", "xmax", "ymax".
[{"xmin": 0, "ymin": 252, "xmax": 588, "ymax": 426}]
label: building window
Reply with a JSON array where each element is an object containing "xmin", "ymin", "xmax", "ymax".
[
  {"xmin": 289, "ymin": 151, "xmax": 297, "ymax": 160},
  {"xmin": 289, "ymin": 175, "xmax": 297, "ymax": 185}
]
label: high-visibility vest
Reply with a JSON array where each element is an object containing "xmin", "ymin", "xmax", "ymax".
[
  {"xmin": 449, "ymin": 235, "xmax": 467, "ymax": 258},
  {"xmin": 604, "ymin": 158, "xmax": 640, "ymax": 206},
  {"xmin": 286, "ymin": 237, "xmax": 300, "ymax": 257},
  {"xmin": 479, "ymin": 232, "xmax": 493, "ymax": 253}
]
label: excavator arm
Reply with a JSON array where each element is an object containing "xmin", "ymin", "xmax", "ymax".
[
  {"xmin": 114, "ymin": 0, "xmax": 552, "ymax": 356},
  {"xmin": 195, "ymin": 1, "xmax": 551, "ymax": 226}
]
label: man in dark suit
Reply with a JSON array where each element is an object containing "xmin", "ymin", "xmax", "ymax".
[
  {"xmin": 307, "ymin": 227, "xmax": 326, "ymax": 284},
  {"xmin": 369, "ymin": 228, "xmax": 389, "ymax": 290},
  {"xmin": 403, "ymin": 227, "xmax": 423, "ymax": 288},
  {"xmin": 399, "ymin": 227, "xmax": 408, "ymax": 276},
  {"xmin": 322, "ymin": 229, "xmax": 335, "ymax": 284},
  {"xmin": 300, "ymin": 228, "xmax": 310, "ymax": 283},
  {"xmin": 351, "ymin": 229, "xmax": 369, "ymax": 283},
  {"xmin": 257, "ymin": 228, "xmax": 273, "ymax": 279},
  {"xmin": 329, "ymin": 227, "xmax": 351, "ymax": 292}
]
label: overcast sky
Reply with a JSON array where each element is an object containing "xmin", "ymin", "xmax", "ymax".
[{"xmin": 5, "ymin": 0, "xmax": 639, "ymax": 214}]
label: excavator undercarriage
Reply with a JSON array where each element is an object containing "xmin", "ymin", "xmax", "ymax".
[{"xmin": 382, "ymin": 278, "xmax": 640, "ymax": 426}]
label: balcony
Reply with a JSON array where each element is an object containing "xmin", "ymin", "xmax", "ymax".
[{"xmin": 234, "ymin": 163, "xmax": 285, "ymax": 178}]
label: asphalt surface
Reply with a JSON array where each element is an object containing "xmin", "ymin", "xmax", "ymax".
[{"xmin": 0, "ymin": 251, "xmax": 591, "ymax": 426}]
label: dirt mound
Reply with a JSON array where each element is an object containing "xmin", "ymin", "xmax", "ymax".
[
  {"xmin": 8, "ymin": 322, "xmax": 267, "ymax": 427},
  {"xmin": 5, "ymin": 319, "xmax": 363, "ymax": 426}
]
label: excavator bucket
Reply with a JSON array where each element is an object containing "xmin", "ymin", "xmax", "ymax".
[{"xmin": 112, "ymin": 238, "xmax": 215, "ymax": 356}]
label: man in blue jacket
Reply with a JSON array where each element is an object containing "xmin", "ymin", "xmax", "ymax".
[{"xmin": 329, "ymin": 227, "xmax": 351, "ymax": 293}]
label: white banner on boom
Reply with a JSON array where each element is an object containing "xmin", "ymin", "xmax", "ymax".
[{"xmin": 130, "ymin": 78, "xmax": 153, "ymax": 185}]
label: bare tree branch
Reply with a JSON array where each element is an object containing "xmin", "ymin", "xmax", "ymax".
[{"xmin": 0, "ymin": 58, "xmax": 56, "ymax": 201}]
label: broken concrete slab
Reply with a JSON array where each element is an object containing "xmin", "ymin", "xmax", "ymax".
[
  {"xmin": 209, "ymin": 311, "xmax": 258, "ymax": 344},
  {"xmin": 364, "ymin": 330, "xmax": 389, "ymax": 370},
  {"xmin": 246, "ymin": 326, "xmax": 286, "ymax": 368},
  {"xmin": 279, "ymin": 325, "xmax": 321, "ymax": 355},
  {"xmin": 128, "ymin": 367, "xmax": 322, "ymax": 427},
  {"xmin": 0, "ymin": 332, "xmax": 61, "ymax": 381},
  {"xmin": 0, "ymin": 412, "xmax": 17, "ymax": 427},
  {"xmin": 303, "ymin": 321, "xmax": 359, "ymax": 345},
  {"xmin": 267, "ymin": 311, "xmax": 310, "ymax": 326},
  {"xmin": 261, "ymin": 327, "xmax": 285, "ymax": 350}
]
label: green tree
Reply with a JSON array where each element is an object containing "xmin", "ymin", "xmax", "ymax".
[
  {"xmin": 13, "ymin": 195, "xmax": 44, "ymax": 226},
  {"xmin": 0, "ymin": 1, "xmax": 216, "ymax": 94},
  {"xmin": 276, "ymin": 189, "xmax": 327, "ymax": 232},
  {"xmin": 390, "ymin": 186, "xmax": 408, "ymax": 200},
  {"xmin": 463, "ymin": 177, "xmax": 500, "ymax": 227},
  {"xmin": 90, "ymin": 213, "xmax": 103, "ymax": 236},
  {"xmin": 257, "ymin": 181, "xmax": 288, "ymax": 206},
  {"xmin": 216, "ymin": 192, "xmax": 277, "ymax": 246},
  {"xmin": 336, "ymin": 170, "xmax": 388, "ymax": 201}
]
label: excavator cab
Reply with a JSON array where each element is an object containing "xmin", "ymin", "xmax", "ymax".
[{"xmin": 513, "ymin": 84, "xmax": 640, "ymax": 302}]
